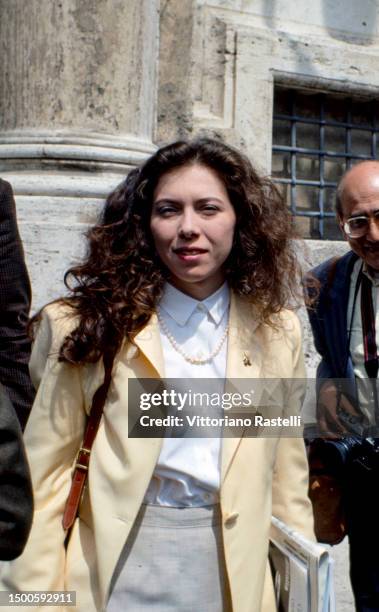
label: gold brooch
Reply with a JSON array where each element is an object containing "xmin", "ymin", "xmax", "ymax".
[{"xmin": 243, "ymin": 352, "xmax": 251, "ymax": 366}]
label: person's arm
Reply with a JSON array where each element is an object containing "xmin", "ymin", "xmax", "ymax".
[
  {"xmin": 0, "ymin": 304, "xmax": 86, "ymax": 592},
  {"xmin": 0, "ymin": 383, "xmax": 33, "ymax": 560},
  {"xmin": 0, "ymin": 180, "xmax": 35, "ymax": 429}
]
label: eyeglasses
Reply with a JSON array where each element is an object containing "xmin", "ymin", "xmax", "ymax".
[{"xmin": 343, "ymin": 212, "xmax": 379, "ymax": 238}]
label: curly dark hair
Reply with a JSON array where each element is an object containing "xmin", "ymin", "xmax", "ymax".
[{"xmin": 51, "ymin": 138, "xmax": 301, "ymax": 364}]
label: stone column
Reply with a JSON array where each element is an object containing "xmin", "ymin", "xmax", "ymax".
[{"xmin": 0, "ymin": 0, "xmax": 159, "ymax": 307}]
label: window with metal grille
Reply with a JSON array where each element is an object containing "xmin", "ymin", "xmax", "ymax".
[{"xmin": 271, "ymin": 87, "xmax": 379, "ymax": 239}]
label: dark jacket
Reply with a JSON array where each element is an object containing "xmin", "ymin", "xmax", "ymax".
[
  {"xmin": 306, "ymin": 250, "xmax": 359, "ymax": 400},
  {"xmin": 0, "ymin": 179, "xmax": 35, "ymax": 429},
  {"xmin": 0, "ymin": 382, "xmax": 33, "ymax": 559}
]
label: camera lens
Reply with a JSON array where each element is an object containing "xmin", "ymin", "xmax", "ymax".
[{"xmin": 320, "ymin": 437, "xmax": 362, "ymax": 473}]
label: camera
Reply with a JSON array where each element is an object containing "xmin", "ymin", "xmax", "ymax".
[{"xmin": 313, "ymin": 436, "xmax": 379, "ymax": 477}]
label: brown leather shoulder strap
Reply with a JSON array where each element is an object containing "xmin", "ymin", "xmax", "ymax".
[{"xmin": 62, "ymin": 351, "xmax": 115, "ymax": 532}]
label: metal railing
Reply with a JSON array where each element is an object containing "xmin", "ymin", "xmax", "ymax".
[{"xmin": 272, "ymin": 89, "xmax": 379, "ymax": 238}]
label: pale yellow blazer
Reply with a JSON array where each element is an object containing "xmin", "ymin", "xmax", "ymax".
[{"xmin": 0, "ymin": 293, "xmax": 314, "ymax": 612}]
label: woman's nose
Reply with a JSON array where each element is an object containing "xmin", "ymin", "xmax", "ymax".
[{"xmin": 178, "ymin": 210, "xmax": 200, "ymax": 238}]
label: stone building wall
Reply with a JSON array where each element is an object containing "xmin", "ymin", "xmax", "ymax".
[{"xmin": 158, "ymin": 1, "xmax": 379, "ymax": 166}]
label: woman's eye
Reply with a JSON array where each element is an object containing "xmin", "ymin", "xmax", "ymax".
[
  {"xmin": 155, "ymin": 205, "xmax": 178, "ymax": 216},
  {"xmin": 201, "ymin": 204, "xmax": 219, "ymax": 214}
]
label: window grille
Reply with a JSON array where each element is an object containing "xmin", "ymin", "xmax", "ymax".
[{"xmin": 271, "ymin": 87, "xmax": 379, "ymax": 239}]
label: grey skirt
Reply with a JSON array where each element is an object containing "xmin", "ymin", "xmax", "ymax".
[{"xmin": 107, "ymin": 504, "xmax": 232, "ymax": 611}]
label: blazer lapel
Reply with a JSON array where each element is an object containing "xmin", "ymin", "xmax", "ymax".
[
  {"xmin": 222, "ymin": 293, "xmax": 263, "ymax": 482},
  {"xmin": 132, "ymin": 312, "xmax": 165, "ymax": 378}
]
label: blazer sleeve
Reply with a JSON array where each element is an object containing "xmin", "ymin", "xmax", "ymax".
[
  {"xmin": 0, "ymin": 304, "xmax": 87, "ymax": 593},
  {"xmin": 0, "ymin": 383, "xmax": 33, "ymax": 560},
  {"xmin": 0, "ymin": 179, "xmax": 35, "ymax": 429},
  {"xmin": 271, "ymin": 313, "xmax": 315, "ymax": 540}
]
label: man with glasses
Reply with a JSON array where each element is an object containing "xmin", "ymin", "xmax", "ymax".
[{"xmin": 307, "ymin": 160, "xmax": 379, "ymax": 612}]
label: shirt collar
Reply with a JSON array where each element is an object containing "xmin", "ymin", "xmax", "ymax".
[
  {"xmin": 159, "ymin": 282, "xmax": 230, "ymax": 326},
  {"xmin": 362, "ymin": 260, "xmax": 379, "ymax": 287}
]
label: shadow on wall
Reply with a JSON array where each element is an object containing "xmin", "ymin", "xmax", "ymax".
[
  {"xmin": 260, "ymin": 0, "xmax": 377, "ymax": 45},
  {"xmin": 322, "ymin": 0, "xmax": 377, "ymax": 45},
  {"xmin": 259, "ymin": 0, "xmax": 321, "ymax": 81},
  {"xmin": 258, "ymin": 0, "xmax": 378, "ymax": 84}
]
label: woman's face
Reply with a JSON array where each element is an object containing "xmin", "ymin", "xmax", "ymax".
[{"xmin": 150, "ymin": 163, "xmax": 236, "ymax": 300}]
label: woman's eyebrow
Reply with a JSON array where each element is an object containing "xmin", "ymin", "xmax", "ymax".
[
  {"xmin": 152, "ymin": 196, "xmax": 225, "ymax": 206},
  {"xmin": 152, "ymin": 197, "xmax": 181, "ymax": 205},
  {"xmin": 195, "ymin": 197, "xmax": 224, "ymax": 204}
]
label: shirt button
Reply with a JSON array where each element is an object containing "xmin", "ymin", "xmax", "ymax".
[
  {"xmin": 224, "ymin": 512, "xmax": 239, "ymax": 527},
  {"xmin": 197, "ymin": 303, "xmax": 206, "ymax": 312}
]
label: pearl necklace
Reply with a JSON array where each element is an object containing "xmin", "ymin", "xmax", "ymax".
[{"xmin": 156, "ymin": 308, "xmax": 229, "ymax": 365}]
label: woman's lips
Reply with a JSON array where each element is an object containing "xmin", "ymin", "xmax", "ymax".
[{"xmin": 173, "ymin": 247, "xmax": 207, "ymax": 261}]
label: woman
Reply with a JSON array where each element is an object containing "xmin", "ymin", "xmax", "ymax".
[{"xmin": 0, "ymin": 139, "xmax": 314, "ymax": 611}]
